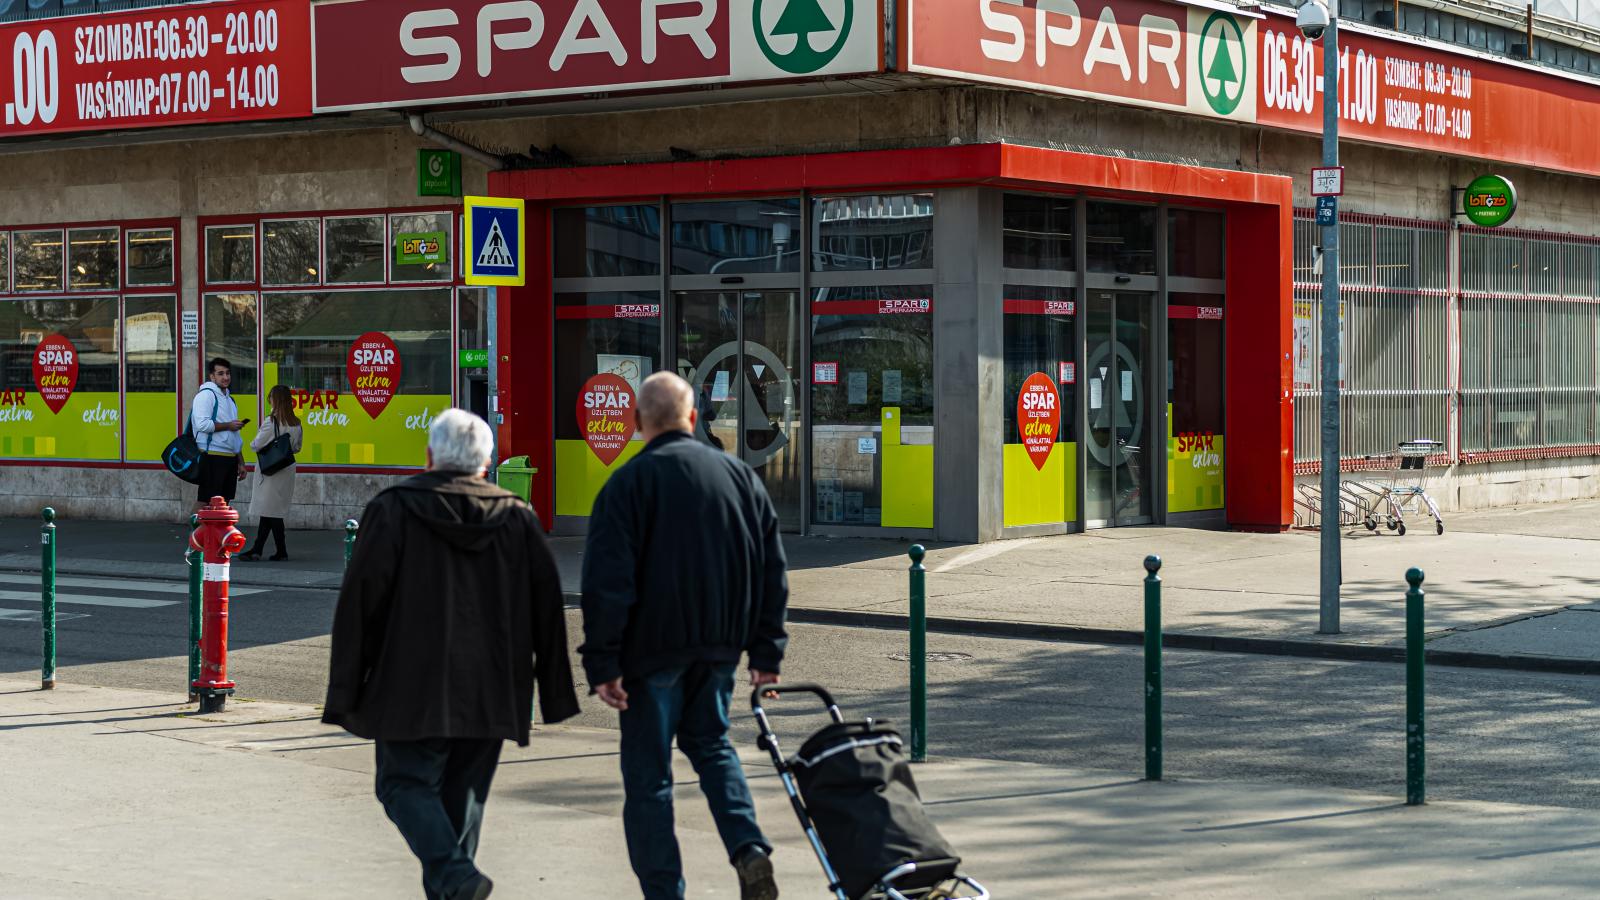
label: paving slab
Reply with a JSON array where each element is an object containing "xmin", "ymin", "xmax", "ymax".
[{"xmin": 7, "ymin": 678, "xmax": 1600, "ymax": 897}]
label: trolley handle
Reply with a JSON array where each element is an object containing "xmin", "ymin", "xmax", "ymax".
[{"xmin": 750, "ymin": 682, "xmax": 838, "ymax": 712}]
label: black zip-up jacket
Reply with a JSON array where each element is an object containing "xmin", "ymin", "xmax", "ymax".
[
  {"xmin": 323, "ymin": 471, "xmax": 579, "ymax": 745},
  {"xmin": 579, "ymin": 431, "xmax": 789, "ymax": 686}
]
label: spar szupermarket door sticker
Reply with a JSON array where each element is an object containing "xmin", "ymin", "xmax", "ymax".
[
  {"xmin": 579, "ymin": 374, "xmax": 637, "ymax": 466},
  {"xmin": 32, "ymin": 335, "xmax": 79, "ymax": 414},
  {"xmin": 347, "ymin": 333, "xmax": 402, "ymax": 419},
  {"xmin": 1017, "ymin": 372, "xmax": 1061, "ymax": 470}
]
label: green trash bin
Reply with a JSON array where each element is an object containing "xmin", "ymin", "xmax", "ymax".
[{"xmin": 496, "ymin": 455, "xmax": 538, "ymax": 503}]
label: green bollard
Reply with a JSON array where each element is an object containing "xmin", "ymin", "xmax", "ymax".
[
  {"xmin": 1406, "ymin": 567, "xmax": 1426, "ymax": 806},
  {"xmin": 40, "ymin": 508, "xmax": 56, "ymax": 690},
  {"xmin": 1144, "ymin": 555, "xmax": 1163, "ymax": 781},
  {"xmin": 187, "ymin": 514, "xmax": 202, "ymax": 702},
  {"xmin": 909, "ymin": 544, "xmax": 928, "ymax": 763},
  {"xmin": 344, "ymin": 519, "xmax": 359, "ymax": 570}
]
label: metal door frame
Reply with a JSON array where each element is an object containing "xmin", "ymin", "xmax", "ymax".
[{"xmin": 1083, "ymin": 288, "xmax": 1160, "ymax": 528}]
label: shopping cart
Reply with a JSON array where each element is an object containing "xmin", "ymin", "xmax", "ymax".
[{"xmin": 1357, "ymin": 439, "xmax": 1446, "ymax": 536}]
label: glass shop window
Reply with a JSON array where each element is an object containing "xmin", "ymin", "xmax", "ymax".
[
  {"xmin": 390, "ymin": 211, "xmax": 454, "ymax": 283},
  {"xmin": 263, "ymin": 219, "xmax": 321, "ymax": 287},
  {"xmin": 1168, "ymin": 209, "xmax": 1225, "ymax": 280},
  {"xmin": 672, "ymin": 199, "xmax": 801, "ymax": 275},
  {"xmin": 1003, "ymin": 286, "xmax": 1078, "ymax": 527},
  {"xmin": 68, "ymin": 228, "xmax": 119, "ymax": 291},
  {"xmin": 554, "ymin": 205, "xmax": 662, "ymax": 277},
  {"xmin": 1168, "ymin": 292, "xmax": 1226, "ymax": 513},
  {"xmin": 206, "ymin": 225, "xmax": 256, "ymax": 284},
  {"xmin": 324, "ymin": 216, "xmax": 385, "ymax": 284},
  {"xmin": 124, "ymin": 294, "xmax": 179, "ymax": 461},
  {"xmin": 810, "ymin": 285, "xmax": 934, "ymax": 528},
  {"xmin": 1087, "ymin": 202, "xmax": 1156, "ymax": 275},
  {"xmin": 0, "ymin": 296, "xmax": 121, "ymax": 460},
  {"xmin": 126, "ymin": 229, "xmax": 175, "ymax": 287},
  {"xmin": 13, "ymin": 230, "xmax": 64, "ymax": 292},
  {"xmin": 811, "ymin": 194, "xmax": 934, "ymax": 272},
  {"xmin": 1003, "ymin": 194, "xmax": 1075, "ymax": 271}
]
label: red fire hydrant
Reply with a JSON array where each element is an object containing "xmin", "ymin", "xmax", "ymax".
[{"xmin": 190, "ymin": 496, "xmax": 247, "ymax": 713}]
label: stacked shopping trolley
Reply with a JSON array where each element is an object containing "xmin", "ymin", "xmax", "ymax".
[{"xmin": 1293, "ymin": 439, "xmax": 1446, "ymax": 536}]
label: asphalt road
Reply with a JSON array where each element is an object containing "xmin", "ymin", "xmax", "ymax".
[{"xmin": 4, "ymin": 575, "xmax": 1600, "ymax": 811}]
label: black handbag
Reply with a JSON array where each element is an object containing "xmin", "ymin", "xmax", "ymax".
[
  {"xmin": 162, "ymin": 417, "xmax": 204, "ymax": 484},
  {"xmin": 256, "ymin": 422, "xmax": 297, "ymax": 476}
]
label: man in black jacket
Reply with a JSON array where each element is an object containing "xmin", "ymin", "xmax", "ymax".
[
  {"xmin": 581, "ymin": 371, "xmax": 789, "ymax": 900},
  {"xmin": 325, "ymin": 409, "xmax": 579, "ymax": 900}
]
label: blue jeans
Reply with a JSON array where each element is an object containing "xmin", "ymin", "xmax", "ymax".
[{"xmin": 620, "ymin": 662, "xmax": 769, "ymax": 900}]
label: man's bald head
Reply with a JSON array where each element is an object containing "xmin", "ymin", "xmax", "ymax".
[{"xmin": 637, "ymin": 372, "xmax": 696, "ymax": 439}]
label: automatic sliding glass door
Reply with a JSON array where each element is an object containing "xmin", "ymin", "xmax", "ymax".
[{"xmin": 1084, "ymin": 291, "xmax": 1156, "ymax": 527}]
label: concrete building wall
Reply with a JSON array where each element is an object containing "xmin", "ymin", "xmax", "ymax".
[{"xmin": 3, "ymin": 83, "xmax": 1599, "ymax": 526}]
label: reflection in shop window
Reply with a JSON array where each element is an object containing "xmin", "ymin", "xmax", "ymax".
[
  {"xmin": 0, "ymin": 233, "xmax": 8, "ymax": 293},
  {"xmin": 263, "ymin": 219, "xmax": 321, "ymax": 287},
  {"xmin": 1168, "ymin": 209, "xmax": 1224, "ymax": 280},
  {"xmin": 553, "ymin": 291, "xmax": 661, "ymax": 517},
  {"xmin": 206, "ymin": 225, "xmax": 255, "ymax": 284},
  {"xmin": 391, "ymin": 212, "xmax": 453, "ymax": 283},
  {"xmin": 14, "ymin": 230, "xmax": 64, "ymax": 292},
  {"xmin": 1003, "ymin": 194, "xmax": 1075, "ymax": 271},
  {"xmin": 1086, "ymin": 202, "xmax": 1157, "ymax": 275},
  {"xmin": 1002, "ymin": 286, "xmax": 1078, "ymax": 527},
  {"xmin": 811, "ymin": 194, "xmax": 934, "ymax": 272},
  {"xmin": 671, "ymin": 199, "xmax": 800, "ymax": 275},
  {"xmin": 325, "ymin": 216, "xmax": 386, "ymax": 284},
  {"xmin": 1168, "ymin": 292, "xmax": 1225, "ymax": 512},
  {"xmin": 810, "ymin": 285, "xmax": 934, "ymax": 528},
  {"xmin": 124, "ymin": 295, "xmax": 178, "ymax": 461},
  {"xmin": 555, "ymin": 206, "xmax": 662, "ymax": 277},
  {"xmin": 263, "ymin": 289, "xmax": 451, "ymax": 466},
  {"xmin": 126, "ymin": 229, "xmax": 175, "ymax": 287},
  {"xmin": 202, "ymin": 293, "xmax": 260, "ymax": 456},
  {"xmin": 68, "ymin": 228, "xmax": 119, "ymax": 291},
  {"xmin": 0, "ymin": 296, "xmax": 121, "ymax": 460}
]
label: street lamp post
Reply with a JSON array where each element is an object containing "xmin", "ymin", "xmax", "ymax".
[{"xmin": 1315, "ymin": 1, "xmax": 1342, "ymax": 634}]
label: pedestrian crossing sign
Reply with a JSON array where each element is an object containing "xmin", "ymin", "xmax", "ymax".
[{"xmin": 464, "ymin": 196, "xmax": 526, "ymax": 286}]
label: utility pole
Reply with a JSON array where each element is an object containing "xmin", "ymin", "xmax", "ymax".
[{"xmin": 1318, "ymin": 2, "xmax": 1342, "ymax": 634}]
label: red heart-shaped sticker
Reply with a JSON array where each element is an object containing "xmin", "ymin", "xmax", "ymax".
[
  {"xmin": 32, "ymin": 335, "xmax": 79, "ymax": 415},
  {"xmin": 578, "ymin": 374, "xmax": 637, "ymax": 466},
  {"xmin": 347, "ymin": 332, "xmax": 402, "ymax": 419},
  {"xmin": 1016, "ymin": 371, "xmax": 1060, "ymax": 471}
]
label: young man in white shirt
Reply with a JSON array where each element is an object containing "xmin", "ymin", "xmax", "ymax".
[{"xmin": 191, "ymin": 357, "xmax": 248, "ymax": 511}]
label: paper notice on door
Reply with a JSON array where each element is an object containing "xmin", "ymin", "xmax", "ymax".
[
  {"xmin": 882, "ymin": 370, "xmax": 902, "ymax": 403},
  {"xmin": 1121, "ymin": 369, "xmax": 1133, "ymax": 399},
  {"xmin": 847, "ymin": 371, "xmax": 868, "ymax": 405},
  {"xmin": 1090, "ymin": 378, "xmax": 1104, "ymax": 410},
  {"xmin": 711, "ymin": 370, "xmax": 731, "ymax": 402}
]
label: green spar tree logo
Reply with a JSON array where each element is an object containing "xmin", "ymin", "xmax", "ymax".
[
  {"xmin": 1199, "ymin": 12, "xmax": 1246, "ymax": 116},
  {"xmin": 754, "ymin": 0, "xmax": 854, "ymax": 75}
]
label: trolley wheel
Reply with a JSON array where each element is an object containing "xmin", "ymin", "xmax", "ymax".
[
  {"xmin": 1397, "ymin": 522, "xmax": 1407, "ymax": 536},
  {"xmin": 1386, "ymin": 518, "xmax": 1399, "ymax": 531},
  {"xmin": 1364, "ymin": 517, "xmax": 1377, "ymax": 531},
  {"xmin": 1437, "ymin": 522, "xmax": 1445, "ymax": 535}
]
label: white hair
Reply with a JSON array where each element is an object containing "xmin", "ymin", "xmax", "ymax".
[{"xmin": 428, "ymin": 408, "xmax": 494, "ymax": 474}]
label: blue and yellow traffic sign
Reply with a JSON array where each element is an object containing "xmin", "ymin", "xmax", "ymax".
[{"xmin": 464, "ymin": 196, "xmax": 526, "ymax": 286}]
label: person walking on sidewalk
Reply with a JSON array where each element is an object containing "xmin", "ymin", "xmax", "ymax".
[
  {"xmin": 324, "ymin": 409, "xmax": 578, "ymax": 900},
  {"xmin": 580, "ymin": 371, "xmax": 790, "ymax": 900},
  {"xmin": 241, "ymin": 385, "xmax": 303, "ymax": 561},
  {"xmin": 190, "ymin": 357, "xmax": 247, "ymax": 511}
]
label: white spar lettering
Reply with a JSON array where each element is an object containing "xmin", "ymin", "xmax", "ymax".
[
  {"xmin": 398, "ymin": 0, "xmax": 717, "ymax": 85},
  {"xmin": 978, "ymin": 0, "xmax": 1180, "ymax": 87}
]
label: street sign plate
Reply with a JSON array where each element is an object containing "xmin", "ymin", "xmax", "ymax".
[
  {"xmin": 464, "ymin": 196, "xmax": 526, "ymax": 287},
  {"xmin": 1312, "ymin": 166, "xmax": 1345, "ymax": 197},
  {"xmin": 1316, "ymin": 195, "xmax": 1337, "ymax": 226}
]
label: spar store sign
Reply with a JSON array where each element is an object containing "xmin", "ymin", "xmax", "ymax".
[
  {"xmin": 1, "ymin": 0, "xmax": 312, "ymax": 138},
  {"xmin": 311, "ymin": 0, "xmax": 883, "ymax": 113}
]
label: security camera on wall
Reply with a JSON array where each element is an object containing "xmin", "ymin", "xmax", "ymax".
[{"xmin": 1297, "ymin": 0, "xmax": 1331, "ymax": 41}]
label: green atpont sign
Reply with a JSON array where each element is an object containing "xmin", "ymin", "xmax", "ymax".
[
  {"xmin": 1463, "ymin": 175, "xmax": 1517, "ymax": 228},
  {"xmin": 458, "ymin": 349, "xmax": 489, "ymax": 368},
  {"xmin": 396, "ymin": 231, "xmax": 448, "ymax": 266},
  {"xmin": 417, "ymin": 149, "xmax": 461, "ymax": 197}
]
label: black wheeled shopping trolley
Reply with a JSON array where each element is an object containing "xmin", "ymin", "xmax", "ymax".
[{"xmin": 751, "ymin": 683, "xmax": 989, "ymax": 900}]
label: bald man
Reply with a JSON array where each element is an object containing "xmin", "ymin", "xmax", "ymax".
[{"xmin": 580, "ymin": 371, "xmax": 789, "ymax": 900}]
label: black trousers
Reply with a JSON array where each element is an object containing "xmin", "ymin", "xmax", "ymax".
[
  {"xmin": 195, "ymin": 453, "xmax": 239, "ymax": 504},
  {"xmin": 246, "ymin": 517, "xmax": 285, "ymax": 556},
  {"xmin": 374, "ymin": 738, "xmax": 502, "ymax": 900}
]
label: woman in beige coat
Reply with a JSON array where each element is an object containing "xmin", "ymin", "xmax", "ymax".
[{"xmin": 242, "ymin": 385, "xmax": 304, "ymax": 561}]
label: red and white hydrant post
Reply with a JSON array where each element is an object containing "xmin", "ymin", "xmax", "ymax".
[{"xmin": 190, "ymin": 496, "xmax": 247, "ymax": 713}]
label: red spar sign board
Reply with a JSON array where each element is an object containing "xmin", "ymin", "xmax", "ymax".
[
  {"xmin": 579, "ymin": 373, "xmax": 636, "ymax": 466},
  {"xmin": 1257, "ymin": 14, "xmax": 1600, "ymax": 178},
  {"xmin": 1016, "ymin": 372, "xmax": 1060, "ymax": 471},
  {"xmin": 312, "ymin": 0, "xmax": 884, "ymax": 113},
  {"xmin": 32, "ymin": 335, "xmax": 78, "ymax": 415},
  {"xmin": 347, "ymin": 332, "xmax": 402, "ymax": 419},
  {"xmin": 0, "ymin": 0, "xmax": 312, "ymax": 138}
]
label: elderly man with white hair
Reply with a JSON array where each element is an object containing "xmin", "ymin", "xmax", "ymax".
[{"xmin": 325, "ymin": 408, "xmax": 578, "ymax": 900}]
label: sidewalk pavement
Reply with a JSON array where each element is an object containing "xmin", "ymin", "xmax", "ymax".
[
  {"xmin": 6, "ymin": 677, "xmax": 1600, "ymax": 898},
  {"xmin": 3, "ymin": 499, "xmax": 1599, "ymax": 668}
]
